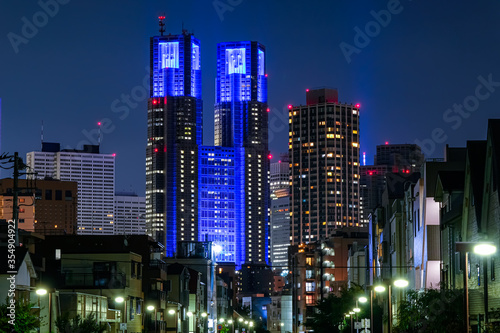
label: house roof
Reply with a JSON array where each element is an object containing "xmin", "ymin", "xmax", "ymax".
[
  {"xmin": 167, "ymin": 262, "xmax": 189, "ymax": 275},
  {"xmin": 466, "ymin": 140, "xmax": 487, "ymax": 228},
  {"xmin": 0, "ymin": 246, "xmax": 36, "ymax": 279},
  {"xmin": 488, "ymin": 119, "xmax": 500, "ymax": 203},
  {"xmin": 438, "ymin": 170, "xmax": 465, "ymax": 192},
  {"xmin": 385, "ymin": 172, "xmax": 421, "ymax": 199}
]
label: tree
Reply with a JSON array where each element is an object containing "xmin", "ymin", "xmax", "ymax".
[
  {"xmin": 306, "ymin": 285, "xmax": 370, "ymax": 333},
  {"xmin": 0, "ymin": 297, "xmax": 41, "ymax": 333},
  {"xmin": 392, "ymin": 288, "xmax": 464, "ymax": 333},
  {"xmin": 55, "ymin": 312, "xmax": 107, "ymax": 333}
]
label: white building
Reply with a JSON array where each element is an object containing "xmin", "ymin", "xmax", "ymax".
[
  {"xmin": 270, "ymin": 156, "xmax": 290, "ymax": 271},
  {"xmin": 27, "ymin": 142, "xmax": 115, "ymax": 235},
  {"xmin": 114, "ymin": 192, "xmax": 146, "ymax": 235}
]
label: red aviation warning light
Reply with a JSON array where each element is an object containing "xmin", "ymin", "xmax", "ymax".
[
  {"xmin": 268, "ymin": 154, "xmax": 273, "ymax": 160},
  {"xmin": 355, "ymin": 103, "xmax": 360, "ymax": 108},
  {"xmin": 288, "ymin": 105, "xmax": 292, "ymax": 109},
  {"xmin": 97, "ymin": 121, "xmax": 102, "ymax": 126}
]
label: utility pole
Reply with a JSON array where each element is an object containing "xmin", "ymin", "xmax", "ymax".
[
  {"xmin": 0, "ymin": 152, "xmax": 37, "ymax": 246},
  {"xmin": 13, "ymin": 152, "xmax": 19, "ymax": 246}
]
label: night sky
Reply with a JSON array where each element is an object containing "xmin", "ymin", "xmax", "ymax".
[{"xmin": 1, "ymin": 0, "xmax": 500, "ymax": 195}]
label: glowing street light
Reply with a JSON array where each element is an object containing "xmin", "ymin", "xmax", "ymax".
[
  {"xmin": 36, "ymin": 288, "xmax": 47, "ymax": 296},
  {"xmin": 474, "ymin": 243, "xmax": 497, "ymax": 255},
  {"xmin": 456, "ymin": 241, "xmax": 498, "ymax": 330},
  {"xmin": 374, "ymin": 285, "xmax": 386, "ymax": 293},
  {"xmin": 359, "ymin": 296, "xmax": 368, "ymax": 303},
  {"xmin": 393, "ymin": 279, "xmax": 409, "ymax": 288},
  {"xmin": 147, "ymin": 305, "xmax": 155, "ymax": 311},
  {"xmin": 115, "ymin": 296, "xmax": 124, "ymax": 303},
  {"xmin": 213, "ymin": 244, "xmax": 223, "ymax": 254}
]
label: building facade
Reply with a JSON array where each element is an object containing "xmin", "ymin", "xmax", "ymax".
[
  {"xmin": 270, "ymin": 155, "xmax": 290, "ymax": 270},
  {"xmin": 360, "ymin": 143, "xmax": 424, "ymax": 226},
  {"xmin": 114, "ymin": 192, "xmax": 145, "ymax": 235},
  {"xmin": 145, "ymin": 23, "xmax": 270, "ymax": 267},
  {"xmin": 289, "ymin": 88, "xmax": 360, "ymax": 245},
  {"xmin": 209, "ymin": 41, "xmax": 270, "ymax": 265},
  {"xmin": 145, "ymin": 27, "xmax": 203, "ymax": 254},
  {"xmin": 27, "ymin": 142, "xmax": 115, "ymax": 235}
]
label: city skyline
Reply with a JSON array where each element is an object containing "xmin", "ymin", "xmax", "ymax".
[{"xmin": 2, "ymin": 1, "xmax": 500, "ymax": 196}]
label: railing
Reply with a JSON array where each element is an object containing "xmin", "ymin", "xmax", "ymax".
[{"xmin": 62, "ymin": 272, "xmax": 127, "ymax": 289}]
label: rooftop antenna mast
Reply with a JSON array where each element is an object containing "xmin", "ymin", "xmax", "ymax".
[
  {"xmin": 41, "ymin": 120, "xmax": 44, "ymax": 150},
  {"xmin": 158, "ymin": 14, "xmax": 166, "ymax": 36},
  {"xmin": 97, "ymin": 121, "xmax": 102, "ymax": 146}
]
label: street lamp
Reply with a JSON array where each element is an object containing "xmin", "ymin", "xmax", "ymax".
[
  {"xmin": 36, "ymin": 288, "xmax": 53, "ymax": 332},
  {"xmin": 388, "ymin": 279, "xmax": 408, "ymax": 333},
  {"xmin": 115, "ymin": 296, "xmax": 128, "ymax": 333},
  {"xmin": 456, "ymin": 241, "xmax": 497, "ymax": 331},
  {"xmin": 147, "ymin": 305, "xmax": 157, "ymax": 333},
  {"xmin": 393, "ymin": 279, "xmax": 409, "ymax": 288}
]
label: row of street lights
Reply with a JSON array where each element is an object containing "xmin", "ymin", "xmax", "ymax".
[
  {"xmin": 343, "ymin": 242, "xmax": 497, "ymax": 333},
  {"xmin": 343, "ymin": 278, "xmax": 409, "ymax": 333}
]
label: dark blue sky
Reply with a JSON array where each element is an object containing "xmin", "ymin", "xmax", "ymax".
[{"xmin": 2, "ymin": 0, "xmax": 500, "ymax": 195}]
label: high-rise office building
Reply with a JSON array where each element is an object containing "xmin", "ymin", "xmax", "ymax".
[
  {"xmin": 145, "ymin": 20, "xmax": 269, "ymax": 266},
  {"xmin": 114, "ymin": 192, "xmax": 146, "ymax": 235},
  {"xmin": 27, "ymin": 142, "xmax": 115, "ymax": 234},
  {"xmin": 270, "ymin": 154, "xmax": 290, "ymax": 192},
  {"xmin": 269, "ymin": 155, "xmax": 290, "ymax": 270},
  {"xmin": 289, "ymin": 88, "xmax": 360, "ymax": 245},
  {"xmin": 200, "ymin": 41, "xmax": 269, "ymax": 265},
  {"xmin": 145, "ymin": 23, "xmax": 202, "ymax": 254},
  {"xmin": 359, "ymin": 143, "xmax": 423, "ymax": 225}
]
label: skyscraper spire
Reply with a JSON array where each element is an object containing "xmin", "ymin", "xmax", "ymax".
[{"xmin": 158, "ymin": 15, "xmax": 166, "ymax": 36}]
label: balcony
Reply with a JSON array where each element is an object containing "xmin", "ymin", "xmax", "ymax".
[
  {"xmin": 62, "ymin": 272, "xmax": 127, "ymax": 289},
  {"xmin": 149, "ymin": 259, "xmax": 167, "ymax": 280}
]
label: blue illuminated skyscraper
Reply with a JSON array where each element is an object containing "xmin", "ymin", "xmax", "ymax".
[
  {"xmin": 145, "ymin": 20, "xmax": 270, "ymax": 267},
  {"xmin": 198, "ymin": 41, "xmax": 269, "ymax": 266},
  {"xmin": 146, "ymin": 20, "xmax": 202, "ymax": 255}
]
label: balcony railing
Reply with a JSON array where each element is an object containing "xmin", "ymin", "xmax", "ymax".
[{"xmin": 62, "ymin": 272, "xmax": 127, "ymax": 289}]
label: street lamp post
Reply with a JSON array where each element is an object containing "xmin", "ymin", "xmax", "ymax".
[
  {"xmin": 372, "ymin": 279, "xmax": 407, "ymax": 333},
  {"xmin": 147, "ymin": 305, "xmax": 157, "ymax": 333},
  {"xmin": 36, "ymin": 288, "xmax": 53, "ymax": 333},
  {"xmin": 456, "ymin": 241, "xmax": 497, "ymax": 332},
  {"xmin": 115, "ymin": 296, "xmax": 127, "ymax": 333}
]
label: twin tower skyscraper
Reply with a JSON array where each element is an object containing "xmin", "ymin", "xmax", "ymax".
[{"xmin": 145, "ymin": 21, "xmax": 269, "ymax": 267}]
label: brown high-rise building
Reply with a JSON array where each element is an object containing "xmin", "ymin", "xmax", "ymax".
[
  {"xmin": 289, "ymin": 88, "xmax": 360, "ymax": 245},
  {"xmin": 0, "ymin": 178, "xmax": 78, "ymax": 235}
]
